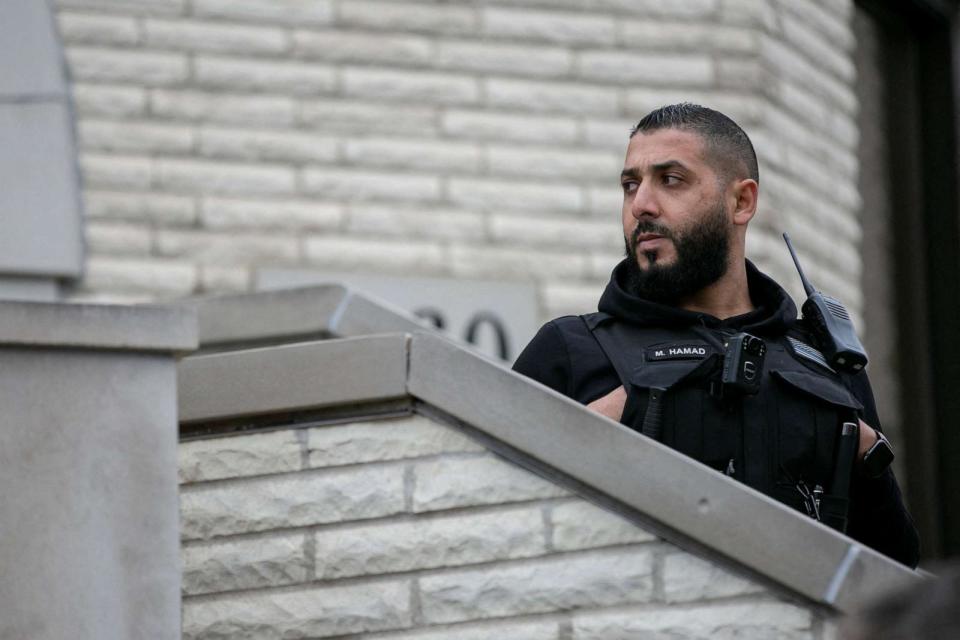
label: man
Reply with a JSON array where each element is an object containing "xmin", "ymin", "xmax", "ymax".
[{"xmin": 513, "ymin": 103, "xmax": 920, "ymax": 568}]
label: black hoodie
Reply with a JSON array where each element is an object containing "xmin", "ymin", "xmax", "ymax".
[{"xmin": 514, "ymin": 258, "xmax": 920, "ymax": 568}]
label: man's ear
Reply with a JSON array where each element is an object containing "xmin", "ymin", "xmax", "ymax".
[{"xmin": 731, "ymin": 178, "xmax": 758, "ymax": 226}]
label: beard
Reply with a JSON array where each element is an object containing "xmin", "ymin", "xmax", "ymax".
[{"xmin": 623, "ymin": 202, "xmax": 731, "ymax": 304}]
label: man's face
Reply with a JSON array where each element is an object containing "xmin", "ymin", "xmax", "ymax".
[{"xmin": 620, "ymin": 128, "xmax": 733, "ymax": 303}]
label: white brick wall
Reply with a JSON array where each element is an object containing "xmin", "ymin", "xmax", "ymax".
[
  {"xmin": 56, "ymin": 0, "xmax": 865, "ymax": 327},
  {"xmin": 179, "ymin": 413, "xmax": 838, "ymax": 639}
]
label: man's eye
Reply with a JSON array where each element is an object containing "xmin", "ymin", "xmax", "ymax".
[
  {"xmin": 663, "ymin": 174, "xmax": 682, "ymax": 185},
  {"xmin": 622, "ymin": 181, "xmax": 638, "ymax": 193}
]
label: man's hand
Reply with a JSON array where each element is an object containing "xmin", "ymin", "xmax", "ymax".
[
  {"xmin": 587, "ymin": 385, "xmax": 628, "ymax": 422},
  {"xmin": 858, "ymin": 418, "xmax": 879, "ymax": 461}
]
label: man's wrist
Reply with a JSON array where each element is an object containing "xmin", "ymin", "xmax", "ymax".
[{"xmin": 861, "ymin": 430, "xmax": 895, "ymax": 478}]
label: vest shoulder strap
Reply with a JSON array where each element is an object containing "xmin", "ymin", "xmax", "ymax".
[{"xmin": 581, "ymin": 315, "xmax": 633, "ymax": 389}]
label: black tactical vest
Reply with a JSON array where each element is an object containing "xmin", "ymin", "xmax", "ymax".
[{"xmin": 583, "ymin": 312, "xmax": 863, "ymax": 524}]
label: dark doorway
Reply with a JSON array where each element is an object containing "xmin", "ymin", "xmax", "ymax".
[{"xmin": 856, "ymin": 0, "xmax": 960, "ymax": 560}]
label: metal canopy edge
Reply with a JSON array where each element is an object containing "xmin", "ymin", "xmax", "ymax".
[{"xmin": 0, "ymin": 300, "xmax": 196, "ymax": 353}]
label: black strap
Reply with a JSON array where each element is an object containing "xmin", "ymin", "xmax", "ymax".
[
  {"xmin": 583, "ymin": 317, "xmax": 667, "ymax": 440},
  {"xmin": 581, "ymin": 316, "xmax": 633, "ymax": 389}
]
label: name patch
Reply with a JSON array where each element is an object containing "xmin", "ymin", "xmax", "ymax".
[{"xmin": 645, "ymin": 343, "xmax": 711, "ymax": 362}]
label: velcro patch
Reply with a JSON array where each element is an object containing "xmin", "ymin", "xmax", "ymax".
[{"xmin": 644, "ymin": 343, "xmax": 711, "ymax": 362}]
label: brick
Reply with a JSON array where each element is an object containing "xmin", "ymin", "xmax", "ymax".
[
  {"xmin": 620, "ymin": 21, "xmax": 759, "ymax": 54},
  {"xmin": 717, "ymin": 57, "xmax": 766, "ymax": 90},
  {"xmin": 202, "ymin": 197, "xmax": 342, "ymax": 231},
  {"xmin": 588, "ymin": 251, "xmax": 623, "ymax": 280},
  {"xmin": 543, "ymin": 282, "xmax": 604, "ymax": 319},
  {"xmin": 781, "ymin": 13, "xmax": 855, "ymax": 82},
  {"xmin": 577, "ymin": 51, "xmax": 714, "ymax": 86},
  {"xmin": 760, "ymin": 36, "xmax": 857, "ymax": 114},
  {"xmin": 827, "ymin": 110, "xmax": 858, "ymax": 149},
  {"xmin": 179, "ymin": 430, "xmax": 302, "ymax": 484},
  {"xmin": 80, "ymin": 153, "xmax": 153, "ymax": 189},
  {"xmin": 550, "ymin": 500, "xmax": 656, "ymax": 551},
  {"xmin": 662, "ymin": 551, "xmax": 764, "ymax": 602},
  {"xmin": 488, "ymin": 214, "xmax": 620, "ymax": 250},
  {"xmin": 156, "ymin": 158, "xmax": 296, "ymax": 195},
  {"xmin": 782, "ymin": 0, "xmax": 854, "ymax": 52},
  {"xmin": 294, "ymin": 29, "xmax": 433, "ymax": 64},
  {"xmin": 83, "ymin": 189, "xmax": 197, "ymax": 225},
  {"xmin": 144, "ymin": 19, "xmax": 289, "ymax": 55},
  {"xmin": 66, "ymin": 47, "xmax": 188, "ymax": 85},
  {"xmin": 419, "ymin": 548, "xmax": 655, "ymax": 624},
  {"xmin": 486, "ymin": 144, "xmax": 619, "ymax": 181},
  {"xmin": 194, "ymin": 56, "xmax": 337, "ymax": 95},
  {"xmin": 307, "ymin": 416, "xmax": 483, "ymax": 468},
  {"xmin": 78, "ymin": 120, "xmax": 195, "ymax": 154},
  {"xmin": 302, "ymin": 168, "xmax": 440, "ymax": 202},
  {"xmin": 786, "ymin": 147, "xmax": 860, "ymax": 210},
  {"xmin": 198, "ymin": 127, "xmax": 338, "ymax": 164},
  {"xmin": 777, "ymin": 80, "xmax": 833, "ymax": 132},
  {"xmin": 372, "ymin": 619, "xmax": 559, "ymax": 640},
  {"xmin": 343, "ymin": 67, "xmax": 479, "ymax": 105},
  {"xmin": 584, "ymin": 118, "xmax": 635, "ymax": 151},
  {"xmin": 191, "ymin": 0, "xmax": 333, "ymax": 26},
  {"xmin": 180, "ymin": 464, "xmax": 406, "ymax": 540},
  {"xmin": 314, "ymin": 505, "xmax": 545, "ymax": 579},
  {"xmin": 449, "ymin": 244, "xmax": 588, "ymax": 280},
  {"xmin": 299, "ymin": 99, "xmax": 437, "ymax": 136},
  {"xmin": 182, "ymin": 533, "xmax": 308, "ymax": 595},
  {"xmin": 199, "ymin": 265, "xmax": 251, "ymax": 293},
  {"xmin": 57, "ymin": 12, "xmax": 141, "ymax": 46},
  {"xmin": 587, "ymin": 185, "xmax": 622, "ymax": 218},
  {"xmin": 347, "ymin": 205, "xmax": 485, "ymax": 241},
  {"xmin": 761, "ymin": 104, "xmax": 832, "ymax": 157},
  {"xmin": 435, "ymin": 41, "xmax": 572, "ymax": 78},
  {"xmin": 303, "ymin": 237, "xmax": 446, "ymax": 274},
  {"xmin": 182, "ymin": 580, "xmax": 411, "ymax": 639},
  {"xmin": 485, "ymin": 78, "xmax": 619, "ymax": 116},
  {"xmin": 150, "ymin": 89, "xmax": 295, "ymax": 126},
  {"xmin": 84, "ymin": 256, "xmax": 196, "ymax": 295},
  {"xmin": 344, "ymin": 137, "xmax": 480, "ymax": 173},
  {"xmin": 442, "ymin": 110, "xmax": 578, "ymax": 144},
  {"xmin": 72, "ymin": 83, "xmax": 147, "ymax": 117},
  {"xmin": 85, "ymin": 221, "xmax": 153, "ymax": 255},
  {"xmin": 482, "ymin": 8, "xmax": 615, "ymax": 45},
  {"xmin": 625, "ymin": 0, "xmax": 720, "ymax": 17},
  {"xmin": 155, "ymin": 229, "xmax": 300, "ymax": 263},
  {"xmin": 412, "ymin": 454, "xmax": 568, "ymax": 513},
  {"xmin": 55, "ymin": 0, "xmax": 184, "ymax": 15},
  {"xmin": 448, "ymin": 177, "xmax": 584, "ymax": 213},
  {"xmin": 572, "ymin": 601, "xmax": 813, "ymax": 639},
  {"xmin": 339, "ymin": 1, "xmax": 477, "ymax": 35}
]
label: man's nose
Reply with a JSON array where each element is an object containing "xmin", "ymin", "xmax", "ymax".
[{"xmin": 629, "ymin": 183, "xmax": 660, "ymax": 220}]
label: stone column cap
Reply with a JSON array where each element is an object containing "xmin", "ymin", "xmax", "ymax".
[{"xmin": 0, "ymin": 300, "xmax": 197, "ymax": 354}]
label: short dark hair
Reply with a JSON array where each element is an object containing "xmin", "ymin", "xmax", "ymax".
[{"xmin": 631, "ymin": 102, "xmax": 759, "ymax": 185}]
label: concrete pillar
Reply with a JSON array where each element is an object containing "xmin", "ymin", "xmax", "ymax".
[{"xmin": 0, "ymin": 301, "xmax": 196, "ymax": 639}]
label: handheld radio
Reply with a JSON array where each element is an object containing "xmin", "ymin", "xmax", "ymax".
[{"xmin": 782, "ymin": 232, "xmax": 868, "ymax": 372}]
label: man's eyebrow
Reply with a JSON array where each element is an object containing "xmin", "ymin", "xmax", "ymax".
[{"xmin": 620, "ymin": 160, "xmax": 689, "ymax": 179}]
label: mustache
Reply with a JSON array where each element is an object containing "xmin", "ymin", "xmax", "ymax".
[{"xmin": 629, "ymin": 221, "xmax": 674, "ymax": 247}]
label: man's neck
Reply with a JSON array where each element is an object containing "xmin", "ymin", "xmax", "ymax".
[{"xmin": 676, "ymin": 260, "xmax": 754, "ymax": 320}]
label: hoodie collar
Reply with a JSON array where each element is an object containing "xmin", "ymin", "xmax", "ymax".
[{"xmin": 596, "ymin": 258, "xmax": 797, "ymax": 335}]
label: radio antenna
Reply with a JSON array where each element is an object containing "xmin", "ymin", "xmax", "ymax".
[{"xmin": 782, "ymin": 232, "xmax": 816, "ymax": 297}]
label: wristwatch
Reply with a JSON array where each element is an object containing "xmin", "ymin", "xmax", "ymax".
[{"xmin": 861, "ymin": 430, "xmax": 895, "ymax": 478}]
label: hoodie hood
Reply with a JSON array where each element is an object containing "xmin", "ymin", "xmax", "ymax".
[{"xmin": 597, "ymin": 258, "xmax": 797, "ymax": 335}]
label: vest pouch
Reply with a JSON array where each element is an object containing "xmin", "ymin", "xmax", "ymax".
[
  {"xmin": 769, "ymin": 368, "xmax": 862, "ymax": 511},
  {"xmin": 625, "ymin": 356, "xmax": 720, "ymax": 456}
]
